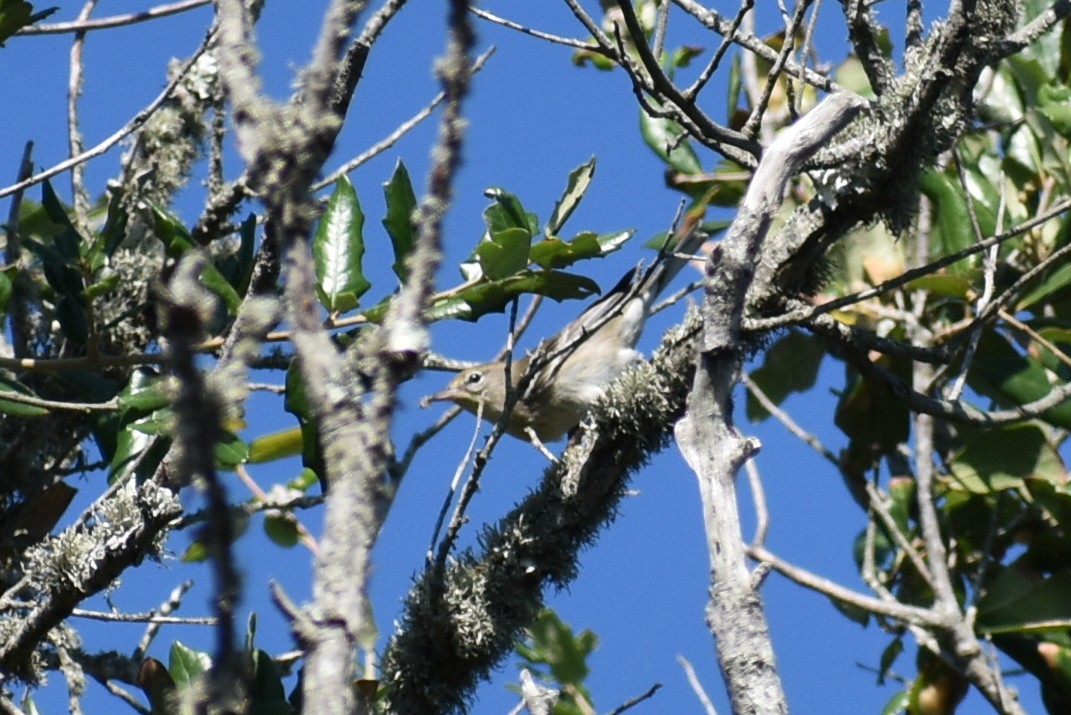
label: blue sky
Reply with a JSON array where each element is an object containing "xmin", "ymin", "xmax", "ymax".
[{"xmin": 1, "ymin": 2, "xmax": 1045, "ymax": 713}]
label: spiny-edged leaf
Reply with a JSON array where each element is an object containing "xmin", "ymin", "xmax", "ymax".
[
  {"xmin": 639, "ymin": 106, "xmax": 702, "ymax": 175},
  {"xmin": 314, "ymin": 176, "xmax": 371, "ymax": 313},
  {"xmin": 247, "ymin": 426, "xmax": 303, "ymax": 463},
  {"xmin": 475, "ymin": 227, "xmax": 531, "ymax": 279},
  {"xmin": 382, "ymin": 159, "xmax": 417, "ymax": 282},
  {"xmin": 745, "ymin": 330, "xmax": 825, "ymax": 421},
  {"xmin": 967, "ymin": 330, "xmax": 1071, "ymax": 429},
  {"xmin": 0, "ymin": 375, "xmax": 49, "ymax": 417},
  {"xmin": 523, "ymin": 610, "xmax": 598, "ymax": 686},
  {"xmin": 169, "ymin": 641, "xmax": 212, "ymax": 688},
  {"xmin": 215, "ymin": 430, "xmax": 249, "ymax": 470},
  {"xmin": 978, "ymin": 567, "xmax": 1071, "ymax": 634},
  {"xmin": 530, "ymin": 229, "xmax": 634, "ymax": 270},
  {"xmin": 483, "ymin": 187, "xmax": 537, "ymax": 235},
  {"xmin": 946, "ymin": 423, "xmax": 1064, "ymax": 494},
  {"xmin": 424, "ymin": 270, "xmax": 600, "ymax": 323},
  {"xmin": 546, "ymin": 157, "xmax": 596, "ymax": 236},
  {"xmin": 263, "ymin": 511, "xmax": 300, "ymax": 548}
]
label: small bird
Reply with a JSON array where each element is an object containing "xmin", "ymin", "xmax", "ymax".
[{"xmin": 424, "ymin": 230, "xmax": 707, "ymax": 443}]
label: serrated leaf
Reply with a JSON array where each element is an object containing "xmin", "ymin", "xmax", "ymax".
[
  {"xmin": 424, "ymin": 270, "xmax": 600, "ymax": 323},
  {"xmin": 546, "ymin": 158, "xmax": 595, "ymax": 236},
  {"xmin": 483, "ymin": 187, "xmax": 537, "ymax": 235},
  {"xmin": 476, "ymin": 227, "xmax": 531, "ymax": 279},
  {"xmin": 530, "ymin": 229, "xmax": 634, "ymax": 270},
  {"xmin": 382, "ymin": 160, "xmax": 417, "ymax": 282},
  {"xmin": 314, "ymin": 176, "xmax": 371, "ymax": 313},
  {"xmin": 639, "ymin": 106, "xmax": 702, "ymax": 175}
]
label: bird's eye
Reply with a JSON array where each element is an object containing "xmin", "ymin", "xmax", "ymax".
[{"xmin": 465, "ymin": 370, "xmax": 485, "ymax": 388}]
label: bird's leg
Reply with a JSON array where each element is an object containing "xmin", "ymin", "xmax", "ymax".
[{"xmin": 524, "ymin": 427, "xmax": 559, "ymax": 463}]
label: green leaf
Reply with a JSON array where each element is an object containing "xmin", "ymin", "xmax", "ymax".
[
  {"xmin": 83, "ymin": 272, "xmax": 120, "ymax": 301},
  {"xmin": 0, "ymin": 1, "xmax": 56, "ymax": 46},
  {"xmin": 639, "ymin": 106, "xmax": 702, "ymax": 175},
  {"xmin": 530, "ymin": 229, "xmax": 634, "ymax": 270},
  {"xmin": 217, "ymin": 213, "xmax": 257, "ymax": 297},
  {"xmin": 247, "ymin": 427, "xmax": 303, "ymax": 463},
  {"xmin": 482, "ymin": 187, "xmax": 537, "ymax": 236},
  {"xmin": 546, "ymin": 157, "xmax": 596, "ymax": 236},
  {"xmin": 1017, "ymin": 261, "xmax": 1071, "ymax": 310},
  {"xmin": 475, "ymin": 227, "xmax": 531, "ymax": 280},
  {"xmin": 946, "ymin": 423, "xmax": 1064, "ymax": 494},
  {"xmin": 745, "ymin": 330, "xmax": 825, "ymax": 421},
  {"xmin": 215, "ymin": 431, "xmax": 249, "ymax": 470},
  {"xmin": 382, "ymin": 159, "xmax": 417, "ymax": 282},
  {"xmin": 263, "ymin": 512, "xmax": 300, "ymax": 548},
  {"xmin": 314, "ymin": 176, "xmax": 371, "ymax": 313},
  {"xmin": 152, "ymin": 204, "xmax": 196, "ymax": 256},
  {"xmin": 918, "ymin": 170, "xmax": 977, "ymax": 269},
  {"xmin": 169, "ymin": 641, "xmax": 212, "ymax": 688},
  {"xmin": 117, "ymin": 368, "xmax": 170, "ymax": 415},
  {"xmin": 0, "ymin": 266, "xmax": 12, "ymax": 315},
  {"xmin": 424, "ymin": 270, "xmax": 600, "ymax": 323},
  {"xmin": 250, "ymin": 648, "xmax": 288, "ymax": 707},
  {"xmin": 0, "ymin": 375, "xmax": 48, "ymax": 417},
  {"xmin": 978, "ymin": 567, "xmax": 1071, "ymax": 634},
  {"xmin": 879, "ymin": 690, "xmax": 910, "ymax": 715},
  {"xmin": 967, "ymin": 330, "xmax": 1071, "ymax": 429},
  {"xmin": 1038, "ymin": 84, "xmax": 1071, "ymax": 137}
]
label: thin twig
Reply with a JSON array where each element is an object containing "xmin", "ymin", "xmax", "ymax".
[
  {"xmin": 0, "ymin": 24, "xmax": 218, "ymax": 199},
  {"xmin": 677, "ymin": 655, "xmax": 718, "ymax": 715},
  {"xmin": 18, "ymin": 0, "xmax": 211, "ymax": 34}
]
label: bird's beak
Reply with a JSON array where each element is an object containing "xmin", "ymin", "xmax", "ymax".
[{"xmin": 420, "ymin": 387, "xmax": 458, "ymax": 409}]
